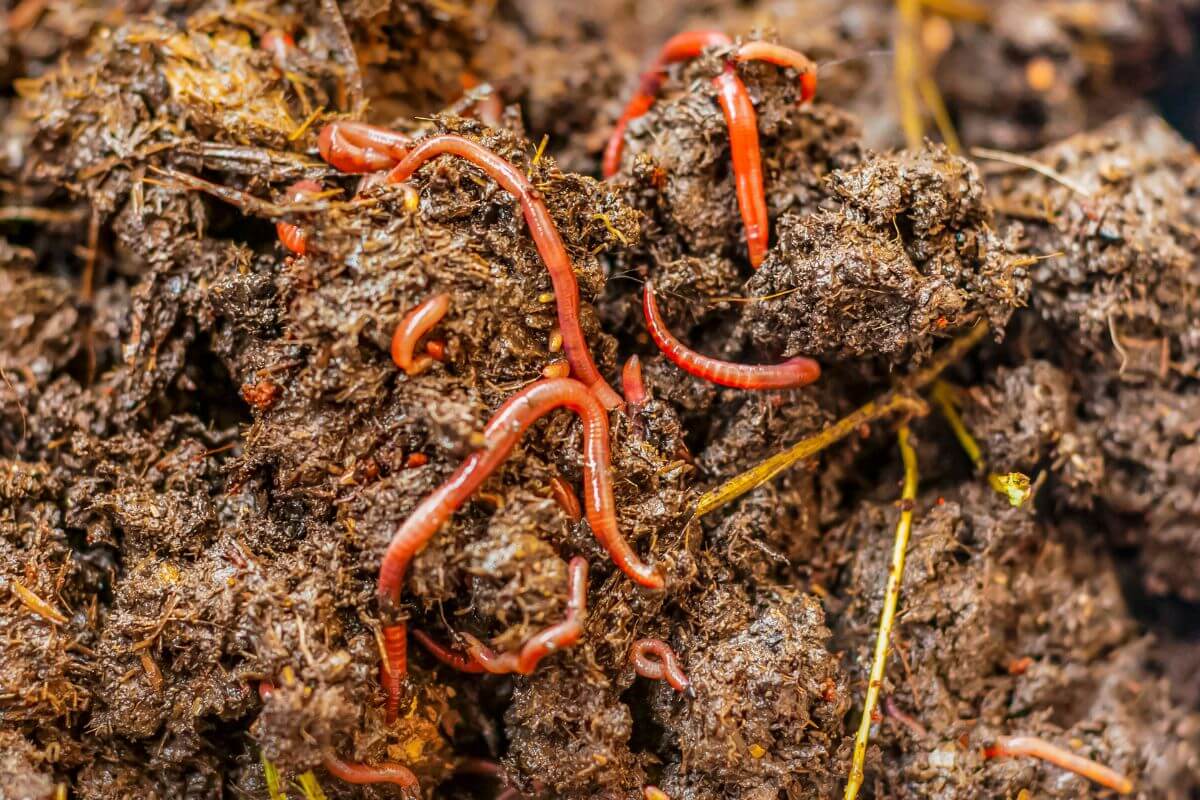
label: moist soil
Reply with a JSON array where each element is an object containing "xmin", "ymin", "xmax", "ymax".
[{"xmin": 2, "ymin": 2, "xmax": 1199, "ymax": 799}]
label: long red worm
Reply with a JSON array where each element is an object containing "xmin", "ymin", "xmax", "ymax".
[
  {"xmin": 984, "ymin": 735, "xmax": 1133, "ymax": 795},
  {"xmin": 377, "ymin": 378, "xmax": 662, "ymax": 719},
  {"xmin": 391, "ymin": 293, "xmax": 451, "ymax": 375},
  {"xmin": 383, "ymin": 135, "xmax": 624, "ymax": 409},
  {"xmin": 318, "ymin": 121, "xmax": 414, "ymax": 174},
  {"xmin": 629, "ymin": 638, "xmax": 690, "ymax": 692},
  {"xmin": 621, "ymin": 355, "xmax": 648, "ymax": 405},
  {"xmin": 276, "ymin": 179, "xmax": 323, "ymax": 255},
  {"xmin": 258, "ymin": 682, "xmax": 419, "ymax": 791},
  {"xmin": 604, "ymin": 35, "xmax": 818, "ymax": 267},
  {"xmin": 713, "ymin": 64, "xmax": 767, "ymax": 266},
  {"xmin": 416, "ymin": 557, "xmax": 589, "ymax": 675},
  {"xmin": 602, "ymin": 30, "xmax": 732, "ymax": 178},
  {"xmin": 642, "ymin": 282, "xmax": 820, "ymax": 389},
  {"xmin": 549, "ymin": 475, "xmax": 583, "ymax": 521}
]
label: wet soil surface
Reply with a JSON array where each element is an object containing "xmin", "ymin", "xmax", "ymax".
[{"xmin": 2, "ymin": 1, "xmax": 1199, "ymax": 799}]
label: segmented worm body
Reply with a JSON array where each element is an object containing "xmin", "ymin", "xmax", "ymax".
[
  {"xmin": 276, "ymin": 179, "xmax": 323, "ymax": 255},
  {"xmin": 391, "ymin": 293, "xmax": 451, "ymax": 375},
  {"xmin": 642, "ymin": 283, "xmax": 820, "ymax": 390},
  {"xmin": 629, "ymin": 638, "xmax": 690, "ymax": 692},
  {"xmin": 377, "ymin": 378, "xmax": 661, "ymax": 718},
  {"xmin": 984, "ymin": 735, "xmax": 1133, "ymax": 795}
]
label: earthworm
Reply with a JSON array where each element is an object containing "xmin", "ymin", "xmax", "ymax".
[
  {"xmin": 629, "ymin": 638, "xmax": 690, "ymax": 692},
  {"xmin": 383, "ymin": 135, "xmax": 624, "ymax": 409},
  {"xmin": 260, "ymin": 29, "xmax": 295, "ymax": 65},
  {"xmin": 732, "ymin": 41, "xmax": 818, "ymax": 102},
  {"xmin": 458, "ymin": 556, "xmax": 589, "ymax": 674},
  {"xmin": 411, "ymin": 629, "xmax": 484, "ymax": 673},
  {"xmin": 983, "ymin": 735, "xmax": 1133, "ymax": 795},
  {"xmin": 713, "ymin": 64, "xmax": 768, "ymax": 267},
  {"xmin": 621, "ymin": 355, "xmax": 647, "ymax": 405},
  {"xmin": 413, "ymin": 557, "xmax": 588, "ymax": 675},
  {"xmin": 258, "ymin": 682, "xmax": 418, "ymax": 791},
  {"xmin": 642, "ymin": 282, "xmax": 820, "ymax": 389},
  {"xmin": 276, "ymin": 179, "xmax": 323, "ymax": 255},
  {"xmin": 318, "ymin": 121, "xmax": 413, "ymax": 174},
  {"xmin": 604, "ymin": 35, "xmax": 818, "ymax": 267},
  {"xmin": 391, "ymin": 293, "xmax": 451, "ymax": 375},
  {"xmin": 602, "ymin": 30, "xmax": 732, "ymax": 178},
  {"xmin": 549, "ymin": 475, "xmax": 582, "ymax": 521},
  {"xmin": 376, "ymin": 378, "xmax": 662, "ymax": 716}
]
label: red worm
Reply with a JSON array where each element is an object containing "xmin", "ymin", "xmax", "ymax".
[
  {"xmin": 318, "ymin": 121, "xmax": 413, "ymax": 174},
  {"xmin": 732, "ymin": 41, "xmax": 818, "ymax": 102},
  {"xmin": 629, "ymin": 638, "xmax": 690, "ymax": 692},
  {"xmin": 376, "ymin": 378, "xmax": 662, "ymax": 717},
  {"xmin": 260, "ymin": 29, "xmax": 295, "ymax": 65},
  {"xmin": 642, "ymin": 282, "xmax": 820, "ymax": 389},
  {"xmin": 384, "ymin": 135, "xmax": 624, "ymax": 409},
  {"xmin": 391, "ymin": 293, "xmax": 451, "ymax": 375},
  {"xmin": 411, "ymin": 629, "xmax": 485, "ymax": 673},
  {"xmin": 417, "ymin": 556, "xmax": 589, "ymax": 675},
  {"xmin": 602, "ymin": 30, "xmax": 732, "ymax": 178},
  {"xmin": 549, "ymin": 475, "xmax": 583, "ymax": 521},
  {"xmin": 984, "ymin": 735, "xmax": 1133, "ymax": 795},
  {"xmin": 258, "ymin": 682, "xmax": 419, "ymax": 791},
  {"xmin": 712, "ymin": 64, "xmax": 768, "ymax": 267},
  {"xmin": 276, "ymin": 179, "xmax": 323, "ymax": 255},
  {"xmin": 621, "ymin": 355, "xmax": 647, "ymax": 405}
]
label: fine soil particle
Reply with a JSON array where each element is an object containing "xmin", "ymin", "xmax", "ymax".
[{"xmin": 2, "ymin": 1, "xmax": 1200, "ymax": 799}]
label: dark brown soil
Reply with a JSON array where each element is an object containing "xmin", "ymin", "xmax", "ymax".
[{"xmin": 2, "ymin": 2, "xmax": 1199, "ymax": 799}]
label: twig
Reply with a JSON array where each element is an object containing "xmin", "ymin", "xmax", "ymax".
[
  {"xmin": 322, "ymin": 0, "xmax": 363, "ymax": 112},
  {"xmin": 262, "ymin": 753, "xmax": 288, "ymax": 800},
  {"xmin": 0, "ymin": 206, "xmax": 87, "ymax": 224},
  {"xmin": 694, "ymin": 321, "xmax": 989, "ymax": 518},
  {"xmin": 919, "ymin": 0, "xmax": 989, "ymax": 23},
  {"xmin": 971, "ymin": 147, "xmax": 1093, "ymax": 197},
  {"xmin": 895, "ymin": 0, "xmax": 925, "ymax": 151},
  {"xmin": 844, "ymin": 425, "xmax": 919, "ymax": 800},
  {"xmin": 930, "ymin": 380, "xmax": 1031, "ymax": 507}
]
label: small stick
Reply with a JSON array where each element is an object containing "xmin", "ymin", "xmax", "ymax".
[
  {"xmin": 694, "ymin": 321, "xmax": 988, "ymax": 518},
  {"xmin": 984, "ymin": 735, "xmax": 1133, "ymax": 795},
  {"xmin": 844, "ymin": 425, "xmax": 919, "ymax": 800}
]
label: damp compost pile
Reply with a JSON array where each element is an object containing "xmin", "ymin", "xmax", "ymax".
[{"xmin": 2, "ymin": 1, "xmax": 1199, "ymax": 798}]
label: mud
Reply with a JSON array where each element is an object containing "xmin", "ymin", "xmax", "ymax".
[{"xmin": 2, "ymin": 1, "xmax": 1199, "ymax": 799}]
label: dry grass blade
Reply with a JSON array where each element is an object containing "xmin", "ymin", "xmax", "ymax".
[
  {"xmin": 971, "ymin": 147, "xmax": 1093, "ymax": 197},
  {"xmin": 11, "ymin": 580, "xmax": 69, "ymax": 625},
  {"xmin": 694, "ymin": 322, "xmax": 989, "ymax": 518},
  {"xmin": 844, "ymin": 425, "xmax": 919, "ymax": 800}
]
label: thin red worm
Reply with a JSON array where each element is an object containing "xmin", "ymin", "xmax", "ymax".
[
  {"xmin": 712, "ymin": 64, "xmax": 768, "ymax": 267},
  {"xmin": 383, "ymin": 135, "xmax": 624, "ymax": 409},
  {"xmin": 276, "ymin": 179, "xmax": 323, "ymax": 255},
  {"xmin": 258, "ymin": 681, "xmax": 419, "ymax": 791},
  {"xmin": 629, "ymin": 638, "xmax": 690, "ymax": 692},
  {"xmin": 604, "ymin": 34, "xmax": 818, "ymax": 177},
  {"xmin": 549, "ymin": 475, "xmax": 583, "ymax": 521},
  {"xmin": 621, "ymin": 355, "xmax": 647, "ymax": 405},
  {"xmin": 602, "ymin": 30, "xmax": 732, "ymax": 178},
  {"xmin": 733, "ymin": 41, "xmax": 818, "ymax": 102},
  {"xmin": 391, "ymin": 293, "xmax": 451, "ymax": 375},
  {"xmin": 984, "ymin": 735, "xmax": 1133, "ymax": 795},
  {"xmin": 461, "ymin": 556, "xmax": 588, "ymax": 674},
  {"xmin": 417, "ymin": 557, "xmax": 589, "ymax": 675},
  {"xmin": 642, "ymin": 282, "xmax": 820, "ymax": 389},
  {"xmin": 260, "ymin": 29, "xmax": 295, "ymax": 65},
  {"xmin": 318, "ymin": 121, "xmax": 413, "ymax": 174},
  {"xmin": 376, "ymin": 378, "xmax": 662, "ymax": 718}
]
